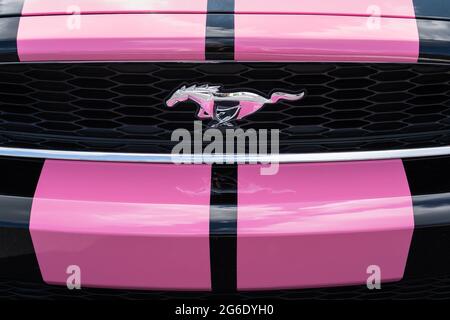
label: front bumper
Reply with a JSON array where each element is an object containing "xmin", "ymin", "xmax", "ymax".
[{"xmin": 1, "ymin": 155, "xmax": 449, "ymax": 292}]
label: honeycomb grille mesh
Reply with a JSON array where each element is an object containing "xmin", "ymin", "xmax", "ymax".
[
  {"xmin": 0, "ymin": 63, "xmax": 449, "ymax": 153},
  {"xmin": 1, "ymin": 276, "xmax": 449, "ymax": 300}
]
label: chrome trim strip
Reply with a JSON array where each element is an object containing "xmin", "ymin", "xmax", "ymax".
[
  {"xmin": 0, "ymin": 60, "xmax": 449, "ymax": 65},
  {"xmin": 0, "ymin": 146, "xmax": 449, "ymax": 163}
]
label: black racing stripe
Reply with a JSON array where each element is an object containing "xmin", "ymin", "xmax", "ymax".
[
  {"xmin": 413, "ymin": 0, "xmax": 450, "ymax": 62},
  {"xmin": 417, "ymin": 19, "xmax": 450, "ymax": 62},
  {"xmin": 206, "ymin": 0, "xmax": 235, "ymax": 60},
  {"xmin": 0, "ymin": 17, "xmax": 21, "ymax": 62},
  {"xmin": 0, "ymin": 157, "xmax": 44, "ymax": 281},
  {"xmin": 0, "ymin": 0, "xmax": 24, "ymax": 61},
  {"xmin": 0, "ymin": 0, "xmax": 25, "ymax": 17},
  {"xmin": 209, "ymin": 164, "xmax": 237, "ymax": 293},
  {"xmin": 403, "ymin": 157, "xmax": 450, "ymax": 195},
  {"xmin": 413, "ymin": 0, "xmax": 450, "ymax": 21},
  {"xmin": 403, "ymin": 156, "xmax": 450, "ymax": 279},
  {"xmin": 207, "ymin": 0, "xmax": 235, "ymax": 14},
  {"xmin": 403, "ymin": 224, "xmax": 450, "ymax": 280}
]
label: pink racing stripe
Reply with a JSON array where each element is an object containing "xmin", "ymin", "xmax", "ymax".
[
  {"xmin": 22, "ymin": 0, "xmax": 208, "ymax": 16},
  {"xmin": 235, "ymin": 0, "xmax": 415, "ymax": 18},
  {"xmin": 235, "ymin": 15, "xmax": 419, "ymax": 62},
  {"xmin": 17, "ymin": 14, "xmax": 206, "ymax": 61},
  {"xmin": 30, "ymin": 160, "xmax": 212, "ymax": 290},
  {"xmin": 237, "ymin": 161, "xmax": 414, "ymax": 290},
  {"xmin": 17, "ymin": 8, "xmax": 419, "ymax": 62}
]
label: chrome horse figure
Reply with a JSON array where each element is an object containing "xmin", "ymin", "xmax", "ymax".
[{"xmin": 166, "ymin": 84, "xmax": 306, "ymax": 127}]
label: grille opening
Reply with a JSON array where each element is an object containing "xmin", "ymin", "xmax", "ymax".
[{"xmin": 0, "ymin": 62, "xmax": 449, "ymax": 154}]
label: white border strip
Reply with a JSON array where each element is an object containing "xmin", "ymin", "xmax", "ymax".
[{"xmin": 0, "ymin": 146, "xmax": 449, "ymax": 163}]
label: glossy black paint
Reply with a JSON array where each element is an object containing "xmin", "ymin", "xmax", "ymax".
[
  {"xmin": 403, "ymin": 156, "xmax": 450, "ymax": 279},
  {"xmin": 206, "ymin": 0, "xmax": 235, "ymax": 60},
  {"xmin": 0, "ymin": 0, "xmax": 24, "ymax": 18},
  {"xmin": 207, "ymin": 0, "xmax": 235, "ymax": 14},
  {"xmin": 0, "ymin": 17, "xmax": 20, "ymax": 62},
  {"xmin": 404, "ymin": 225, "xmax": 450, "ymax": 279},
  {"xmin": 0, "ymin": 227, "xmax": 42, "ymax": 281},
  {"xmin": 403, "ymin": 156, "xmax": 450, "ymax": 197},
  {"xmin": 417, "ymin": 19, "xmax": 450, "ymax": 62},
  {"xmin": 0, "ymin": 156, "xmax": 43, "ymax": 241},
  {"xmin": 413, "ymin": 0, "xmax": 450, "ymax": 21},
  {"xmin": 411, "ymin": 193, "xmax": 450, "ymax": 227},
  {"xmin": 209, "ymin": 164, "xmax": 237, "ymax": 293},
  {"xmin": 0, "ymin": 157, "xmax": 43, "ymax": 281}
]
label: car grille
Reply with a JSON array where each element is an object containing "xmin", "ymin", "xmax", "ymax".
[{"xmin": 0, "ymin": 62, "xmax": 449, "ymax": 154}]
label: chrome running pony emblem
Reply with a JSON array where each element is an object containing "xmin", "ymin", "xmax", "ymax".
[{"xmin": 166, "ymin": 84, "xmax": 306, "ymax": 127}]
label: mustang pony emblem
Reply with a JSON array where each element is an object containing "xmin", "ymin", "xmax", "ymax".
[{"xmin": 166, "ymin": 84, "xmax": 306, "ymax": 127}]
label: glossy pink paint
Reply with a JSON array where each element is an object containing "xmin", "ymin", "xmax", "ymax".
[
  {"xmin": 30, "ymin": 160, "xmax": 212, "ymax": 290},
  {"xmin": 17, "ymin": 14, "xmax": 206, "ymax": 61},
  {"xmin": 22, "ymin": 0, "xmax": 208, "ymax": 15},
  {"xmin": 237, "ymin": 161, "xmax": 414, "ymax": 290},
  {"xmin": 235, "ymin": 15, "xmax": 419, "ymax": 62},
  {"xmin": 235, "ymin": 0, "xmax": 415, "ymax": 18},
  {"xmin": 17, "ymin": 15, "xmax": 420, "ymax": 62}
]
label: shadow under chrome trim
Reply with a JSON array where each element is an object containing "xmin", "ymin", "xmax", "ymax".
[{"xmin": 1, "ymin": 145, "xmax": 450, "ymax": 163}]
